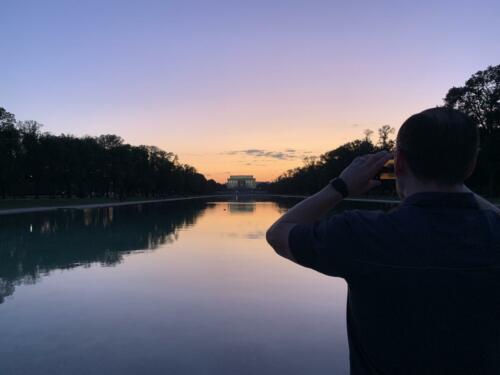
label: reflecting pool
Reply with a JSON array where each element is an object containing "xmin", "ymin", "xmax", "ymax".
[{"xmin": 0, "ymin": 198, "xmax": 394, "ymax": 375}]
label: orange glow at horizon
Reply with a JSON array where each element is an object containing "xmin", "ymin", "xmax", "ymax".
[{"xmin": 152, "ymin": 110, "xmax": 414, "ymax": 184}]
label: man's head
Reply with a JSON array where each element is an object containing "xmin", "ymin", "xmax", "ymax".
[{"xmin": 395, "ymin": 107, "xmax": 479, "ymax": 198}]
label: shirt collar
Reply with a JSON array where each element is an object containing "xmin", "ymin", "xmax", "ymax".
[{"xmin": 401, "ymin": 192, "xmax": 478, "ymax": 209}]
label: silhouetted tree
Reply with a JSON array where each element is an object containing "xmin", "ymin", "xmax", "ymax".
[
  {"xmin": 17, "ymin": 120, "xmax": 44, "ymax": 197},
  {"xmin": 269, "ymin": 65, "xmax": 499, "ymax": 196},
  {"xmin": 268, "ymin": 123, "xmax": 400, "ymax": 195},
  {"xmin": 445, "ymin": 64, "xmax": 500, "ymax": 195},
  {"xmin": 0, "ymin": 108, "xmax": 20, "ymax": 198},
  {"xmin": 0, "ymin": 107, "xmax": 224, "ymax": 199},
  {"xmin": 363, "ymin": 129, "xmax": 374, "ymax": 142},
  {"xmin": 268, "ymin": 135, "xmax": 384, "ymax": 195},
  {"xmin": 377, "ymin": 125, "xmax": 395, "ymax": 150}
]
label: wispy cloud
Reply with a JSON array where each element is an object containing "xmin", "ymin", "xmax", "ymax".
[{"xmin": 222, "ymin": 148, "xmax": 312, "ymax": 161}]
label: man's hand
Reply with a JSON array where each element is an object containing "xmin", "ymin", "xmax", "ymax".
[{"xmin": 339, "ymin": 151, "xmax": 393, "ymax": 196}]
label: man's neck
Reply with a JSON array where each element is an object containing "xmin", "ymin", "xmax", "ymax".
[
  {"xmin": 402, "ymin": 181, "xmax": 468, "ymax": 199},
  {"xmin": 400, "ymin": 180, "xmax": 499, "ymax": 213}
]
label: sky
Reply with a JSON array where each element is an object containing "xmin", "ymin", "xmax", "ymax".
[{"xmin": 1, "ymin": 0, "xmax": 499, "ymax": 183}]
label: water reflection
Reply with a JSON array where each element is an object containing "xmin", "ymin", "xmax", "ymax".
[
  {"xmin": 0, "ymin": 198, "xmax": 396, "ymax": 305},
  {"xmin": 227, "ymin": 202, "xmax": 256, "ymax": 214},
  {"xmin": 0, "ymin": 197, "xmax": 396, "ymax": 375},
  {"xmin": 0, "ymin": 201, "xmax": 208, "ymax": 304}
]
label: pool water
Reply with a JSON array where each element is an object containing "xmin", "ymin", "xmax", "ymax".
[{"xmin": 0, "ymin": 198, "xmax": 391, "ymax": 375}]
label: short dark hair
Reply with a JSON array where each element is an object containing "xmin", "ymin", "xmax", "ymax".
[{"xmin": 396, "ymin": 107, "xmax": 479, "ymax": 185}]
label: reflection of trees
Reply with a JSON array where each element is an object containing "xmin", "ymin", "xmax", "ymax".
[{"xmin": 0, "ymin": 201, "xmax": 208, "ymax": 304}]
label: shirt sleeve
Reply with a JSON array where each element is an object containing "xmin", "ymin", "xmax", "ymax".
[{"xmin": 288, "ymin": 212, "xmax": 358, "ymax": 278}]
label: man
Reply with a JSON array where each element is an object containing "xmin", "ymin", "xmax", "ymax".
[{"xmin": 266, "ymin": 108, "xmax": 500, "ymax": 374}]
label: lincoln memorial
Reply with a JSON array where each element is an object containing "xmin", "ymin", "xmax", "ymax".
[{"xmin": 226, "ymin": 175, "xmax": 257, "ymax": 190}]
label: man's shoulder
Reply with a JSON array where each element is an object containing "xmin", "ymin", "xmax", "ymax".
[
  {"xmin": 481, "ymin": 206, "xmax": 500, "ymax": 219},
  {"xmin": 335, "ymin": 207, "xmax": 404, "ymax": 226},
  {"xmin": 478, "ymin": 207, "xmax": 500, "ymax": 245},
  {"xmin": 330, "ymin": 206, "xmax": 418, "ymax": 240}
]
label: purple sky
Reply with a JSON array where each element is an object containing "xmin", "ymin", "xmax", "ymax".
[{"xmin": 2, "ymin": 0, "xmax": 499, "ymax": 181}]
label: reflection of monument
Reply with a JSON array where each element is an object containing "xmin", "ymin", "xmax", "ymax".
[
  {"xmin": 228, "ymin": 202, "xmax": 256, "ymax": 214},
  {"xmin": 226, "ymin": 175, "xmax": 257, "ymax": 189}
]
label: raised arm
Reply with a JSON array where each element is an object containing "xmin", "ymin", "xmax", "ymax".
[{"xmin": 266, "ymin": 151, "xmax": 392, "ymax": 261}]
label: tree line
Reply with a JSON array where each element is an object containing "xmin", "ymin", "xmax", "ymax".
[
  {"xmin": 267, "ymin": 64, "xmax": 500, "ymax": 197},
  {"xmin": 265, "ymin": 125, "xmax": 397, "ymax": 195},
  {"xmin": 0, "ymin": 110, "xmax": 223, "ymax": 199}
]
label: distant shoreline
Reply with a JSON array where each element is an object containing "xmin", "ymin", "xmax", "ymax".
[
  {"xmin": 0, "ymin": 193, "xmax": 497, "ymax": 216},
  {"xmin": 0, "ymin": 193, "xmax": 399, "ymax": 216},
  {"xmin": 0, "ymin": 195, "xmax": 233, "ymax": 216}
]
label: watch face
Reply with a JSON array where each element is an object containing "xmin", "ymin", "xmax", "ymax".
[{"xmin": 331, "ymin": 178, "xmax": 348, "ymax": 197}]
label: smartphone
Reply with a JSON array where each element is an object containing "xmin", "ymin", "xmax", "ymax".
[{"xmin": 378, "ymin": 159, "xmax": 395, "ymax": 180}]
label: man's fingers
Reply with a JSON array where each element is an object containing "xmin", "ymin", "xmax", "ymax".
[
  {"xmin": 370, "ymin": 152, "xmax": 393, "ymax": 172},
  {"xmin": 371, "ymin": 151, "xmax": 390, "ymax": 162},
  {"xmin": 364, "ymin": 151, "xmax": 389, "ymax": 165},
  {"xmin": 350, "ymin": 151, "xmax": 392, "ymax": 180}
]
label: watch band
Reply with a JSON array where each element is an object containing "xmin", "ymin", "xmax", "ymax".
[{"xmin": 329, "ymin": 177, "xmax": 349, "ymax": 198}]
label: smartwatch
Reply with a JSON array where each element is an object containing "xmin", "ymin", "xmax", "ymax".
[{"xmin": 329, "ymin": 177, "xmax": 349, "ymax": 198}]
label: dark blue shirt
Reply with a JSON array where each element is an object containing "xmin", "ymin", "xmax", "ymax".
[{"xmin": 289, "ymin": 192, "xmax": 500, "ymax": 375}]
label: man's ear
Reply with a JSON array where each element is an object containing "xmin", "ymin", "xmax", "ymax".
[
  {"xmin": 464, "ymin": 150, "xmax": 479, "ymax": 179},
  {"xmin": 394, "ymin": 147, "xmax": 406, "ymax": 176}
]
